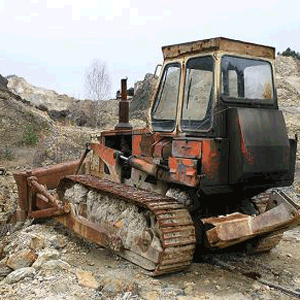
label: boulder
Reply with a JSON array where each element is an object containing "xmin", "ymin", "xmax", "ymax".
[
  {"xmin": 75, "ymin": 269, "xmax": 99, "ymax": 289},
  {"xmin": 5, "ymin": 267, "xmax": 36, "ymax": 284},
  {"xmin": 32, "ymin": 248, "xmax": 60, "ymax": 269},
  {"xmin": 40, "ymin": 259, "xmax": 70, "ymax": 272},
  {"xmin": 99, "ymin": 272, "xmax": 138, "ymax": 295},
  {"xmin": 130, "ymin": 73, "xmax": 158, "ymax": 120},
  {"xmin": 6, "ymin": 249, "xmax": 37, "ymax": 270},
  {"xmin": 0, "ymin": 75, "xmax": 8, "ymax": 90},
  {"xmin": 30, "ymin": 234, "xmax": 45, "ymax": 250}
]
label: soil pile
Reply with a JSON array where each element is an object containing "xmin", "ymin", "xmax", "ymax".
[
  {"xmin": 275, "ymin": 55, "xmax": 300, "ymax": 106},
  {"xmin": 0, "ymin": 75, "xmax": 8, "ymax": 90},
  {"xmin": 130, "ymin": 73, "xmax": 159, "ymax": 121},
  {"xmin": 7, "ymin": 76, "xmax": 75, "ymax": 111},
  {"xmin": 275, "ymin": 56, "xmax": 300, "ymax": 159},
  {"xmin": 0, "ymin": 89, "xmax": 53, "ymax": 168}
]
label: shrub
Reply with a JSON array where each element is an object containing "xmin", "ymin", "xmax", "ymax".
[
  {"xmin": 0, "ymin": 148, "xmax": 14, "ymax": 160},
  {"xmin": 279, "ymin": 47, "xmax": 300, "ymax": 60},
  {"xmin": 23, "ymin": 123, "xmax": 39, "ymax": 146}
]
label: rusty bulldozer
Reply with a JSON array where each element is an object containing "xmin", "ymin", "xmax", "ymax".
[{"xmin": 13, "ymin": 37, "xmax": 300, "ymax": 276}]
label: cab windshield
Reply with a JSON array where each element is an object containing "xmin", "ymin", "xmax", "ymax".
[
  {"xmin": 221, "ymin": 56, "xmax": 274, "ymax": 104},
  {"xmin": 181, "ymin": 56, "xmax": 214, "ymax": 131}
]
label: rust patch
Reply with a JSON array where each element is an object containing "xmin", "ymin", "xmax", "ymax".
[
  {"xmin": 202, "ymin": 192, "xmax": 300, "ymax": 249},
  {"xmin": 172, "ymin": 139, "xmax": 202, "ymax": 159},
  {"xmin": 169, "ymin": 157, "xmax": 198, "ymax": 187},
  {"xmin": 91, "ymin": 143, "xmax": 122, "ymax": 182},
  {"xmin": 132, "ymin": 134, "xmax": 142, "ymax": 156},
  {"xmin": 13, "ymin": 160, "xmax": 80, "ymax": 222},
  {"xmin": 162, "ymin": 37, "xmax": 275, "ymax": 60}
]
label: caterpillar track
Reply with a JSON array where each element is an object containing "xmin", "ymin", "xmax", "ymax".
[{"xmin": 56, "ymin": 175, "xmax": 196, "ymax": 276}]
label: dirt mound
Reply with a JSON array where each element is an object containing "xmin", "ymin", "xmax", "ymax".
[
  {"xmin": 0, "ymin": 75, "xmax": 8, "ymax": 90},
  {"xmin": 275, "ymin": 56, "xmax": 300, "ymax": 159},
  {"xmin": 275, "ymin": 56, "xmax": 300, "ymax": 107},
  {"xmin": 7, "ymin": 76, "xmax": 76, "ymax": 111},
  {"xmin": 32, "ymin": 126, "xmax": 98, "ymax": 167},
  {"xmin": 130, "ymin": 73, "xmax": 159, "ymax": 121},
  {"xmin": 0, "ymin": 89, "xmax": 54, "ymax": 168},
  {"xmin": 0, "ymin": 174, "xmax": 18, "ymax": 224}
]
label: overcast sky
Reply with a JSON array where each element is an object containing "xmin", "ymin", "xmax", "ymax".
[{"xmin": 0, "ymin": 0, "xmax": 299, "ymax": 99}]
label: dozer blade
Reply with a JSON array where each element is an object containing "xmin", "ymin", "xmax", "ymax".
[{"xmin": 202, "ymin": 190, "xmax": 300, "ymax": 250}]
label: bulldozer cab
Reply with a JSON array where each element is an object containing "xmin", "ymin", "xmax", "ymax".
[{"xmin": 150, "ymin": 37, "xmax": 277, "ymax": 135}]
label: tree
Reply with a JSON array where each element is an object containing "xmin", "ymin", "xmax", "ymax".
[
  {"xmin": 279, "ymin": 48, "xmax": 300, "ymax": 60},
  {"xmin": 84, "ymin": 59, "xmax": 111, "ymax": 101}
]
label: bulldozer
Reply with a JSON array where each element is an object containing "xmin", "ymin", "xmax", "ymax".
[{"xmin": 13, "ymin": 37, "xmax": 300, "ymax": 276}]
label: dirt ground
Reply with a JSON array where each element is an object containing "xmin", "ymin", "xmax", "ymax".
[
  {"xmin": 57, "ymin": 224, "xmax": 300, "ymax": 300},
  {"xmin": 1, "ymin": 55, "xmax": 300, "ymax": 299},
  {"xmin": 1, "ymin": 215, "xmax": 299, "ymax": 299},
  {"xmin": 0, "ymin": 162, "xmax": 299, "ymax": 299}
]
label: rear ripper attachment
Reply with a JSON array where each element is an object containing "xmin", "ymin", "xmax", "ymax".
[{"xmin": 201, "ymin": 190, "xmax": 300, "ymax": 252}]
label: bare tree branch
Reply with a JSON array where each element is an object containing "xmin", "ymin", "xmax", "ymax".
[{"xmin": 84, "ymin": 59, "xmax": 111, "ymax": 101}]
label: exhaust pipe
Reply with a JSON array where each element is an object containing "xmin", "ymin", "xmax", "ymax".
[{"xmin": 115, "ymin": 78, "xmax": 132, "ymax": 130}]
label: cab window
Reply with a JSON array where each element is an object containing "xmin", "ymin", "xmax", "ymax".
[
  {"xmin": 151, "ymin": 63, "xmax": 181, "ymax": 131},
  {"xmin": 181, "ymin": 56, "xmax": 214, "ymax": 131},
  {"xmin": 221, "ymin": 56, "xmax": 274, "ymax": 103}
]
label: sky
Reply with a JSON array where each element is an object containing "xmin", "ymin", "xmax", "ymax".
[{"xmin": 0, "ymin": 0, "xmax": 299, "ymax": 99}]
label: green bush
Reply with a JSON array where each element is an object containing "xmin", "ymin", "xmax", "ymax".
[
  {"xmin": 23, "ymin": 123, "xmax": 39, "ymax": 146},
  {"xmin": 279, "ymin": 47, "xmax": 300, "ymax": 60}
]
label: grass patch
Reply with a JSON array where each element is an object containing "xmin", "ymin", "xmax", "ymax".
[
  {"xmin": 22, "ymin": 123, "xmax": 39, "ymax": 146},
  {"xmin": 0, "ymin": 148, "xmax": 14, "ymax": 160}
]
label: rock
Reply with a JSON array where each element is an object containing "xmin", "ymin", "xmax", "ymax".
[
  {"xmin": 5, "ymin": 267, "xmax": 35, "ymax": 284},
  {"xmin": 143, "ymin": 291, "xmax": 160, "ymax": 299},
  {"xmin": 7, "ymin": 75, "xmax": 75, "ymax": 111},
  {"xmin": 99, "ymin": 273, "xmax": 138, "ymax": 295},
  {"xmin": 184, "ymin": 285, "xmax": 194, "ymax": 295},
  {"xmin": 252, "ymin": 282, "xmax": 264, "ymax": 291},
  {"xmin": 0, "ymin": 74, "xmax": 8, "ymax": 90},
  {"xmin": 130, "ymin": 73, "xmax": 159, "ymax": 121},
  {"xmin": 6, "ymin": 248, "xmax": 37, "ymax": 270},
  {"xmin": 32, "ymin": 248, "xmax": 60, "ymax": 269},
  {"xmin": 40, "ymin": 259, "xmax": 70, "ymax": 272},
  {"xmin": 48, "ymin": 109, "xmax": 70, "ymax": 122},
  {"xmin": 49, "ymin": 235, "xmax": 67, "ymax": 249},
  {"xmin": 150, "ymin": 279, "xmax": 161, "ymax": 286},
  {"xmin": 37, "ymin": 104, "xmax": 48, "ymax": 111},
  {"xmin": 30, "ymin": 234, "xmax": 45, "ymax": 250},
  {"xmin": 183, "ymin": 281, "xmax": 195, "ymax": 295},
  {"xmin": 0, "ymin": 265, "xmax": 13, "ymax": 278},
  {"xmin": 49, "ymin": 277, "xmax": 74, "ymax": 295},
  {"xmin": 75, "ymin": 269, "xmax": 99, "ymax": 289},
  {"xmin": 45, "ymin": 148, "xmax": 55, "ymax": 159}
]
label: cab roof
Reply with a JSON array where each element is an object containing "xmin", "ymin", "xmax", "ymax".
[{"xmin": 162, "ymin": 37, "xmax": 275, "ymax": 60}]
